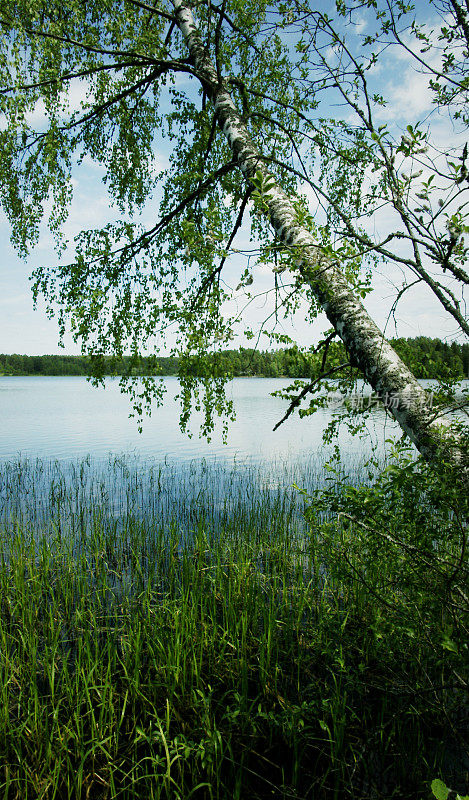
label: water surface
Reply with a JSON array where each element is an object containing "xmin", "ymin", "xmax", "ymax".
[
  {"xmin": 0, "ymin": 375, "xmax": 401, "ymax": 464},
  {"xmin": 0, "ymin": 375, "xmax": 465, "ymax": 541}
]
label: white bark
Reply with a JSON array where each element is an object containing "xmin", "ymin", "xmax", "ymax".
[{"xmin": 172, "ymin": 0, "xmax": 468, "ymax": 475}]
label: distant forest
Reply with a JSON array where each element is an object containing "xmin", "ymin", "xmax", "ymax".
[{"xmin": 0, "ymin": 337, "xmax": 468, "ymax": 379}]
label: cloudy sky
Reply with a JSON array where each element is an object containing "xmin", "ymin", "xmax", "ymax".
[{"xmin": 0, "ymin": 0, "xmax": 467, "ymax": 355}]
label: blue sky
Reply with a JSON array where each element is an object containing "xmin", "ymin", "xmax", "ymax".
[{"xmin": 0, "ymin": 0, "xmax": 466, "ymax": 355}]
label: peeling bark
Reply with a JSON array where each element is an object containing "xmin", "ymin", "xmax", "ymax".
[{"xmin": 172, "ymin": 0, "xmax": 468, "ymax": 477}]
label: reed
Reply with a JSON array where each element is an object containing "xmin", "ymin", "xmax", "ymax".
[{"xmin": 0, "ymin": 454, "xmax": 466, "ymax": 799}]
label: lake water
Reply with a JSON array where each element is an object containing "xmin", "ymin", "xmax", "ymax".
[
  {"xmin": 0, "ymin": 375, "xmax": 379, "ymax": 542},
  {"xmin": 0, "ymin": 375, "xmax": 402, "ymax": 465},
  {"xmin": 0, "ymin": 375, "xmax": 466, "ymax": 540}
]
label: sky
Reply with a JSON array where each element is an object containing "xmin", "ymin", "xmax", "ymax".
[{"xmin": 0, "ymin": 0, "xmax": 467, "ymax": 356}]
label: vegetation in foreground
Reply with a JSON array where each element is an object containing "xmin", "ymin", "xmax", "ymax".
[{"xmin": 0, "ymin": 452, "xmax": 467, "ymax": 799}]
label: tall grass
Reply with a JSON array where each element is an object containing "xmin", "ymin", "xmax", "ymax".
[{"xmin": 0, "ymin": 454, "xmax": 466, "ymax": 799}]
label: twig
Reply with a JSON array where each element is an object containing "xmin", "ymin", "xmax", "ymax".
[{"xmin": 273, "ymin": 362, "xmax": 350, "ymax": 431}]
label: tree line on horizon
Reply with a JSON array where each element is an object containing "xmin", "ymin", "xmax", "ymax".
[{"xmin": 0, "ymin": 337, "xmax": 468, "ymax": 380}]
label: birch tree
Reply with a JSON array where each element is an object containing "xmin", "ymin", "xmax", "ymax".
[{"xmin": 0, "ymin": 0, "xmax": 467, "ymax": 472}]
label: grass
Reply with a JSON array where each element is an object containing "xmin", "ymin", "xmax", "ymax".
[{"xmin": 0, "ymin": 454, "xmax": 467, "ymax": 799}]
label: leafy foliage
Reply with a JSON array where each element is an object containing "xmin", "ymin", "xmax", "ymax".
[{"xmin": 0, "ymin": 0, "xmax": 467, "ymax": 443}]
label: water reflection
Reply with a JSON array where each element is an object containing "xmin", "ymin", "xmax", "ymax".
[{"xmin": 0, "ymin": 376, "xmax": 399, "ymax": 463}]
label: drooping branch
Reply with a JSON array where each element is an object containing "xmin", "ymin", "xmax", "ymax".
[
  {"xmin": 0, "ymin": 60, "xmax": 157, "ymax": 95},
  {"xmin": 386, "ymin": 1, "xmax": 466, "ymax": 91},
  {"xmin": 0, "ymin": 15, "xmax": 152, "ymax": 62},
  {"xmin": 67, "ymin": 69, "xmax": 164, "ymax": 130},
  {"xmin": 191, "ymin": 185, "xmax": 253, "ymax": 310},
  {"xmin": 48, "ymin": 160, "xmax": 237, "ymax": 288},
  {"xmin": 16, "ymin": 61, "xmax": 196, "ymax": 147},
  {"xmin": 273, "ymin": 362, "xmax": 351, "ymax": 432},
  {"xmin": 140, "ymin": 160, "xmax": 237, "ymax": 248},
  {"xmin": 387, "ymin": 278, "xmax": 423, "ymax": 332}
]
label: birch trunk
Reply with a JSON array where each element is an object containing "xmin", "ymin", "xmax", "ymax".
[{"xmin": 172, "ymin": 0, "xmax": 468, "ymax": 476}]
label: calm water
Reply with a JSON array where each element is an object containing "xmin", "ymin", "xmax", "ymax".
[
  {"xmin": 0, "ymin": 375, "xmax": 400, "ymax": 465},
  {"xmin": 0, "ymin": 376, "xmax": 381, "ymax": 540},
  {"xmin": 0, "ymin": 376, "xmax": 465, "ymax": 536}
]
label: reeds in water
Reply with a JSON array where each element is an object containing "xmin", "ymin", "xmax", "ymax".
[{"xmin": 0, "ymin": 454, "xmax": 466, "ymax": 799}]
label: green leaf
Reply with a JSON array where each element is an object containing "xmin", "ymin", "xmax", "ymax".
[
  {"xmin": 431, "ymin": 779, "xmax": 450, "ymax": 800},
  {"xmin": 441, "ymin": 635, "xmax": 458, "ymax": 653}
]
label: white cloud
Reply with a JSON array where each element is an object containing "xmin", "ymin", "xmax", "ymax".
[
  {"xmin": 378, "ymin": 68, "xmax": 434, "ymax": 121},
  {"xmin": 352, "ymin": 16, "xmax": 367, "ymax": 34},
  {"xmin": 0, "ymin": 292, "xmax": 30, "ymax": 307}
]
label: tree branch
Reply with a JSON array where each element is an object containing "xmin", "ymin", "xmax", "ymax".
[
  {"xmin": 123, "ymin": 0, "xmax": 176, "ymax": 23},
  {"xmin": 0, "ymin": 15, "xmax": 151, "ymax": 61},
  {"xmin": 0, "ymin": 60, "xmax": 157, "ymax": 96},
  {"xmin": 273, "ymin": 362, "xmax": 350, "ymax": 431},
  {"xmin": 191, "ymin": 185, "xmax": 253, "ymax": 309}
]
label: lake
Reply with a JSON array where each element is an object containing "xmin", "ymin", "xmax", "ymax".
[
  {"xmin": 0, "ymin": 376, "xmax": 464, "ymax": 530},
  {"xmin": 0, "ymin": 375, "xmax": 401, "ymax": 464}
]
